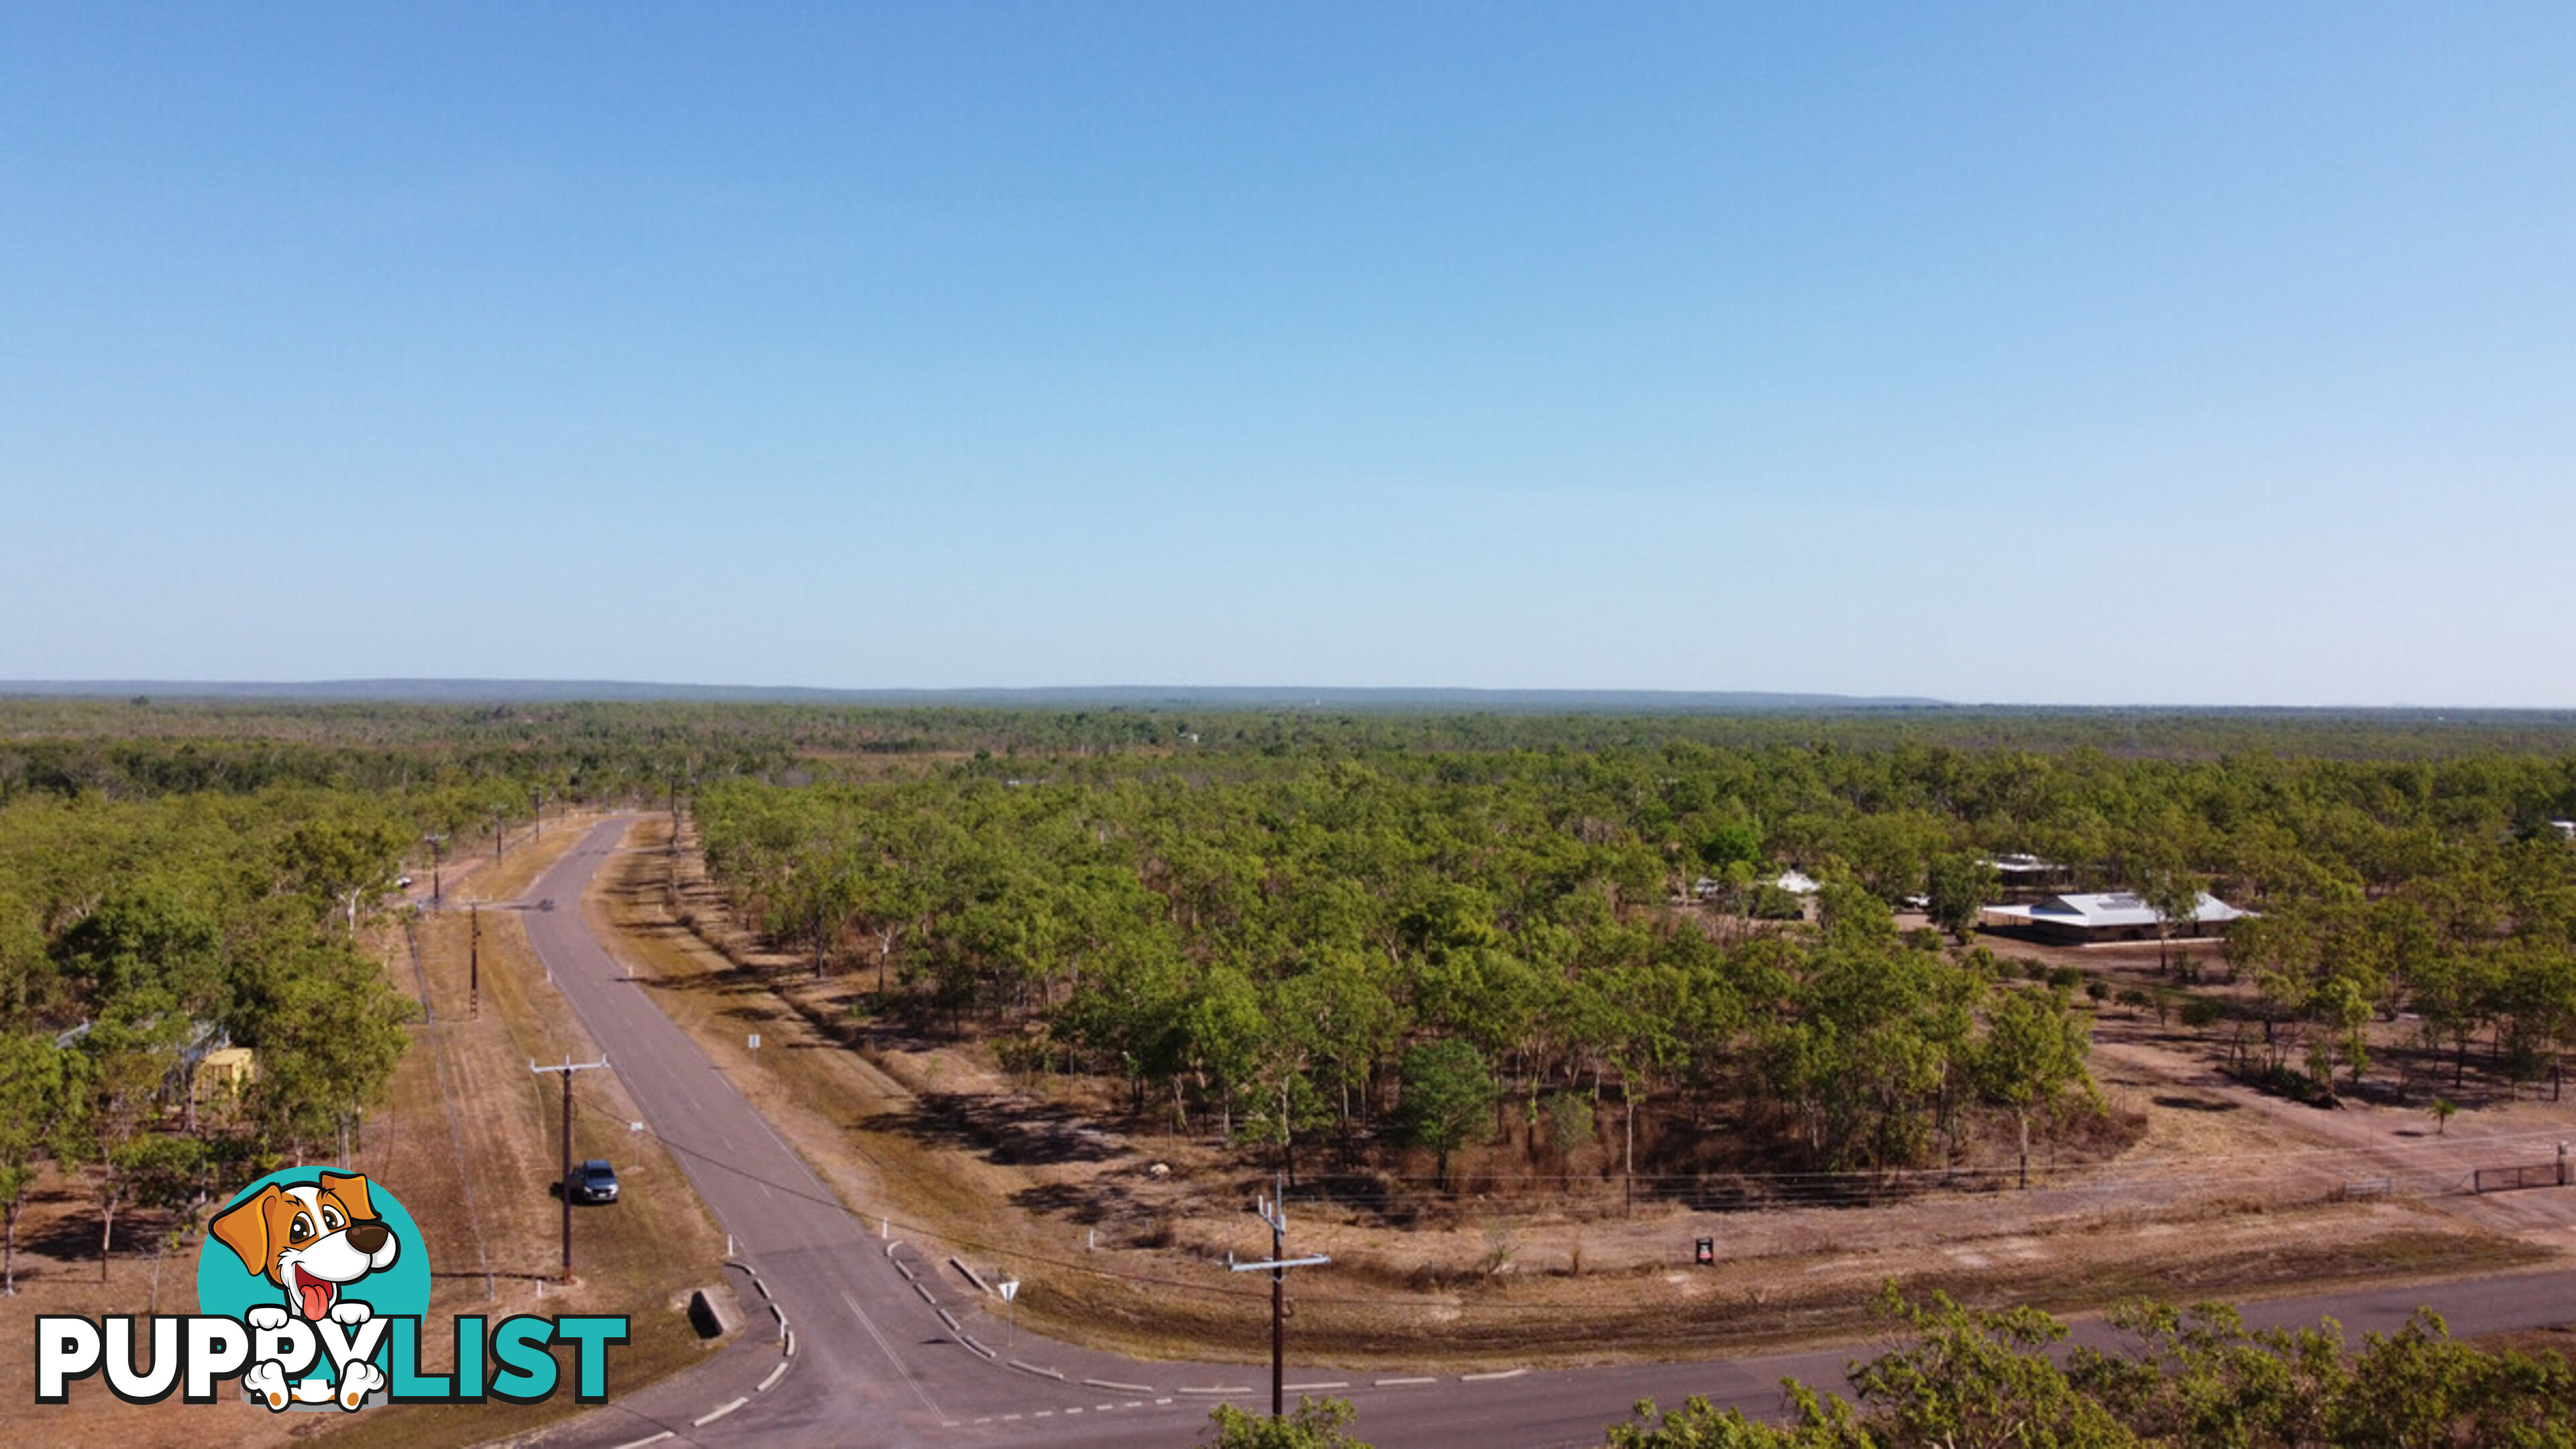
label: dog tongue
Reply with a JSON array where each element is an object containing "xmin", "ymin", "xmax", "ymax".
[{"xmin": 296, "ymin": 1269, "xmax": 334, "ymax": 1321}]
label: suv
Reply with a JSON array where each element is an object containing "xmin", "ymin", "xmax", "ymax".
[{"xmin": 568, "ymin": 1159, "xmax": 619, "ymax": 1204}]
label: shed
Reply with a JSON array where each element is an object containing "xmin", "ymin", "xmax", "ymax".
[
  {"xmin": 1980, "ymin": 853, "xmax": 2074, "ymax": 900},
  {"xmin": 193, "ymin": 1046, "xmax": 258, "ymax": 1108}
]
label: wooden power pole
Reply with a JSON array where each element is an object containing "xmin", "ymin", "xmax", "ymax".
[
  {"xmin": 530, "ymin": 1056, "xmax": 609, "ymax": 1281},
  {"xmin": 1228, "ymin": 1174, "xmax": 1329, "ymax": 1419}
]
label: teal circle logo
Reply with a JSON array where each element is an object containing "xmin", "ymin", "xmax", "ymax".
[{"xmin": 197, "ymin": 1168, "xmax": 431, "ymax": 1397}]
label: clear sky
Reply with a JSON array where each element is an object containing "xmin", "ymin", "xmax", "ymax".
[{"xmin": 3, "ymin": 5, "xmax": 2570, "ymax": 705}]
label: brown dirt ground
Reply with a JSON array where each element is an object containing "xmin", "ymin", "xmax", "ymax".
[
  {"xmin": 1947, "ymin": 920, "xmax": 2576, "ymax": 1251},
  {"xmin": 0, "ymin": 814, "xmax": 735, "ymax": 1449},
  {"xmin": 579, "ymin": 826, "xmax": 2565, "ymax": 1371}
]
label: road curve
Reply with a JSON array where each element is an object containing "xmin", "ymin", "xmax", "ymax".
[{"xmin": 514, "ymin": 818, "xmax": 2576, "ymax": 1448}]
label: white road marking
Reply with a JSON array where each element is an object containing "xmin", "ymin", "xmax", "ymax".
[
  {"xmin": 1461, "ymin": 1368, "xmax": 1528, "ymax": 1382},
  {"xmin": 758, "ymin": 1360, "xmax": 789, "ymax": 1393},
  {"xmin": 841, "ymin": 1288, "xmax": 950, "ymax": 1423},
  {"xmin": 694, "ymin": 1396, "xmax": 748, "ymax": 1426},
  {"xmin": 1375, "ymin": 1376, "xmax": 1438, "ymax": 1387},
  {"xmin": 611, "ymin": 1434, "xmax": 674, "ymax": 1449}
]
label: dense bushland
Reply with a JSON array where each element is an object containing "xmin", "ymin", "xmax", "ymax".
[
  {"xmin": 695, "ymin": 737, "xmax": 2576, "ymax": 1194},
  {"xmin": 0, "ymin": 784, "xmax": 525, "ymax": 1291}
]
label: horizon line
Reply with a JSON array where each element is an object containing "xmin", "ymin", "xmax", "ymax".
[{"xmin": 1, "ymin": 679, "xmax": 2572, "ymax": 715}]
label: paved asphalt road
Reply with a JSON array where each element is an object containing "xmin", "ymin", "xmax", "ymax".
[{"xmin": 513, "ymin": 819, "xmax": 2576, "ymax": 1449}]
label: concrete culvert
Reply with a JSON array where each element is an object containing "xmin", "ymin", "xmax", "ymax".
[{"xmin": 689, "ymin": 1285, "xmax": 743, "ymax": 1339}]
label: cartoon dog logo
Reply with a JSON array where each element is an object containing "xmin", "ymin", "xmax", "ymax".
[{"xmin": 209, "ymin": 1171, "xmax": 398, "ymax": 1410}]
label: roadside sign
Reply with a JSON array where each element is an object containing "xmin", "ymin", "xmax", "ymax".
[
  {"xmin": 748, "ymin": 1033, "xmax": 760, "ymax": 1050},
  {"xmin": 998, "ymin": 1279, "xmax": 1020, "ymax": 1303},
  {"xmin": 1695, "ymin": 1238, "xmax": 1715, "ymax": 1266}
]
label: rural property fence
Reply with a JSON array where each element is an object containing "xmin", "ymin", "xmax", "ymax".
[{"xmin": 2471, "ymin": 1160, "xmax": 2571, "ymax": 1194}]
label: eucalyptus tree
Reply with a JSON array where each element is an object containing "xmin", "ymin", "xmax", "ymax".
[
  {"xmin": 72, "ymin": 989, "xmax": 191, "ymax": 1280},
  {"xmin": 1972, "ymin": 984, "xmax": 2094, "ymax": 1188},
  {"xmin": 1396, "ymin": 1037, "xmax": 1492, "ymax": 1190},
  {"xmin": 0, "ymin": 1031, "xmax": 87, "ymax": 1294},
  {"xmin": 1923, "ymin": 853, "xmax": 1998, "ymax": 942}
]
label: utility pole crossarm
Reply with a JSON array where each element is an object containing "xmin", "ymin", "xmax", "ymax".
[
  {"xmin": 1228, "ymin": 1254, "xmax": 1331, "ymax": 1272},
  {"xmin": 1227, "ymin": 1173, "xmax": 1328, "ymax": 1420}
]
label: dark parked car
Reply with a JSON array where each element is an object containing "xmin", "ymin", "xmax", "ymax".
[{"xmin": 568, "ymin": 1159, "xmax": 619, "ymax": 1204}]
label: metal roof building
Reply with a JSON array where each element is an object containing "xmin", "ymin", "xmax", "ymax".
[{"xmin": 1980, "ymin": 890, "xmax": 2249, "ymax": 944}]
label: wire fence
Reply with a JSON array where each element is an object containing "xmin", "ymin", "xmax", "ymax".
[{"xmin": 2471, "ymin": 1161, "xmax": 2570, "ymax": 1194}]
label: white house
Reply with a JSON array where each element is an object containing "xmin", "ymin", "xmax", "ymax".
[{"xmin": 1980, "ymin": 890, "xmax": 2249, "ymax": 945}]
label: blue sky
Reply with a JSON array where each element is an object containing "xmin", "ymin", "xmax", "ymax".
[{"xmin": 3, "ymin": 5, "xmax": 2570, "ymax": 704}]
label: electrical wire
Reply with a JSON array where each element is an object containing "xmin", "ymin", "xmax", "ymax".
[{"xmin": 557, "ymin": 1084, "xmax": 2546, "ymax": 1313}]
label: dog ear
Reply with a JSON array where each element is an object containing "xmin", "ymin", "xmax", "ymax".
[
  {"xmin": 319, "ymin": 1171, "xmax": 376, "ymax": 1223},
  {"xmin": 210, "ymin": 1186, "xmax": 279, "ymax": 1277}
]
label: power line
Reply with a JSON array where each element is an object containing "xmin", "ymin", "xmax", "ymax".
[{"xmin": 556, "ymin": 1084, "xmax": 2517, "ymax": 1316}]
